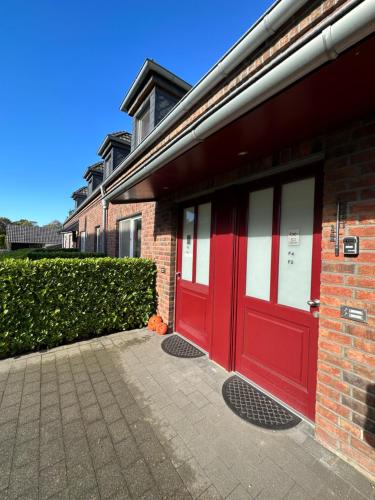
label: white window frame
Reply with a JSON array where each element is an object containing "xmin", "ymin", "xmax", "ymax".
[
  {"xmin": 95, "ymin": 226, "xmax": 100, "ymax": 253},
  {"xmin": 135, "ymin": 100, "xmax": 151, "ymax": 146},
  {"xmin": 118, "ymin": 215, "xmax": 142, "ymax": 258},
  {"xmin": 80, "ymin": 231, "xmax": 86, "ymax": 252}
]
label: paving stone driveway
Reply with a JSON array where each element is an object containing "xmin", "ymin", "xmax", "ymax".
[{"xmin": 0, "ymin": 329, "xmax": 373, "ymax": 500}]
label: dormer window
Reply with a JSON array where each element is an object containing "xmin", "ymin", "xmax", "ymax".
[
  {"xmin": 98, "ymin": 132, "xmax": 131, "ymax": 179},
  {"xmin": 120, "ymin": 60, "xmax": 192, "ymax": 151},
  {"xmin": 135, "ymin": 102, "xmax": 151, "ymax": 146}
]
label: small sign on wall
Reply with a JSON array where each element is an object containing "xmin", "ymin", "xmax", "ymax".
[
  {"xmin": 340, "ymin": 305, "xmax": 367, "ymax": 323},
  {"xmin": 288, "ymin": 228, "xmax": 300, "ymax": 246}
]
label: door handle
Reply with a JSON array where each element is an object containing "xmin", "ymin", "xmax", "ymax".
[
  {"xmin": 307, "ymin": 299, "xmax": 320, "ymax": 307},
  {"xmin": 176, "ymin": 272, "xmax": 181, "ymax": 279}
]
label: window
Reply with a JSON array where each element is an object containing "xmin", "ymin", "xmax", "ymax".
[
  {"xmin": 135, "ymin": 103, "xmax": 151, "ymax": 146},
  {"xmin": 104, "ymin": 153, "xmax": 112, "ymax": 178},
  {"xmin": 118, "ymin": 216, "xmax": 142, "ymax": 258},
  {"xmin": 95, "ymin": 226, "xmax": 100, "ymax": 252},
  {"xmin": 181, "ymin": 203, "xmax": 211, "ymax": 285},
  {"xmin": 80, "ymin": 231, "xmax": 86, "ymax": 252}
]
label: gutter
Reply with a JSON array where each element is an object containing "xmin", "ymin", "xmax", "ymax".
[
  {"xmin": 64, "ymin": 0, "xmax": 309, "ymax": 225},
  {"xmin": 105, "ymin": 0, "xmax": 375, "ymax": 203}
]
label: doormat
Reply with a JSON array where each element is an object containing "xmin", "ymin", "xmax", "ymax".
[
  {"xmin": 222, "ymin": 375, "xmax": 301, "ymax": 430},
  {"xmin": 161, "ymin": 335, "xmax": 205, "ymax": 358}
]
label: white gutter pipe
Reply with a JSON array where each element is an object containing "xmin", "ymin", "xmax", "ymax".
[{"xmin": 105, "ymin": 0, "xmax": 375, "ymax": 203}]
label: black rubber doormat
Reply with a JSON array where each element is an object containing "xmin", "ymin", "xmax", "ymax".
[
  {"xmin": 222, "ymin": 375, "xmax": 301, "ymax": 430},
  {"xmin": 161, "ymin": 335, "xmax": 205, "ymax": 358}
]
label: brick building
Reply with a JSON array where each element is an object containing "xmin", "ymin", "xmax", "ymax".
[{"xmin": 63, "ymin": 0, "xmax": 375, "ymax": 480}]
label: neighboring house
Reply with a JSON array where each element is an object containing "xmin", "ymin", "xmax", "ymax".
[
  {"xmin": 63, "ymin": 1, "xmax": 375, "ymax": 480},
  {"xmin": 6, "ymin": 225, "xmax": 62, "ymax": 250}
]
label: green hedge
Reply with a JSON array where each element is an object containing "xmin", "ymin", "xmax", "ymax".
[
  {"xmin": 0, "ymin": 235, "xmax": 5, "ymax": 248},
  {"xmin": 0, "ymin": 248, "xmax": 103, "ymax": 260},
  {"xmin": 28, "ymin": 250, "xmax": 104, "ymax": 260},
  {"xmin": 0, "ymin": 258, "xmax": 156, "ymax": 357},
  {"xmin": 0, "ymin": 249, "xmax": 32, "ymax": 260}
]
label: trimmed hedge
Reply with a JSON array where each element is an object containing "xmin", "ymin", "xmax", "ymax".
[
  {"xmin": 0, "ymin": 258, "xmax": 156, "ymax": 357},
  {"xmin": 28, "ymin": 250, "xmax": 105, "ymax": 260},
  {"xmin": 0, "ymin": 249, "xmax": 32, "ymax": 260},
  {"xmin": 0, "ymin": 248, "xmax": 104, "ymax": 260}
]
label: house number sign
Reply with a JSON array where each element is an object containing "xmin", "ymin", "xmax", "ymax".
[{"xmin": 288, "ymin": 228, "xmax": 300, "ymax": 246}]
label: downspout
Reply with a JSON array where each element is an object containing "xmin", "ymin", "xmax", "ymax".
[
  {"xmin": 105, "ymin": 0, "xmax": 375, "ymax": 202},
  {"xmin": 100, "ymin": 186, "xmax": 108, "ymax": 254}
]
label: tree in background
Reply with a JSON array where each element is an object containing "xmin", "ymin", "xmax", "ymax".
[
  {"xmin": 13, "ymin": 219, "xmax": 37, "ymax": 226},
  {"xmin": 43, "ymin": 220, "xmax": 63, "ymax": 230},
  {"xmin": 0, "ymin": 217, "xmax": 12, "ymax": 235},
  {"xmin": 0, "ymin": 218, "xmax": 62, "ymax": 234}
]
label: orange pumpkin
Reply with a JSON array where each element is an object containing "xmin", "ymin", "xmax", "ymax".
[
  {"xmin": 148, "ymin": 315, "xmax": 163, "ymax": 331},
  {"xmin": 156, "ymin": 322, "xmax": 168, "ymax": 335}
]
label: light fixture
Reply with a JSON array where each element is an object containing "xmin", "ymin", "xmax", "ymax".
[{"xmin": 238, "ymin": 151, "xmax": 248, "ymax": 156}]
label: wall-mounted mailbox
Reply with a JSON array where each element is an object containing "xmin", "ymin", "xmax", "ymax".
[
  {"xmin": 343, "ymin": 236, "xmax": 359, "ymax": 256},
  {"xmin": 340, "ymin": 305, "xmax": 367, "ymax": 323}
]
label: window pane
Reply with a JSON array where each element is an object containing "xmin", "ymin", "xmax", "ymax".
[
  {"xmin": 196, "ymin": 203, "xmax": 211, "ymax": 285},
  {"xmin": 119, "ymin": 219, "xmax": 131, "ymax": 258},
  {"xmin": 246, "ymin": 188, "xmax": 273, "ymax": 300},
  {"xmin": 181, "ymin": 207, "xmax": 195, "ymax": 281},
  {"xmin": 80, "ymin": 232, "xmax": 86, "ymax": 252},
  {"xmin": 278, "ymin": 178, "xmax": 315, "ymax": 311},
  {"xmin": 133, "ymin": 218, "xmax": 142, "ymax": 257},
  {"xmin": 95, "ymin": 227, "xmax": 100, "ymax": 252}
]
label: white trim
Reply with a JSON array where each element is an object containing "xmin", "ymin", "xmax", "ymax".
[{"xmin": 118, "ymin": 215, "xmax": 142, "ymax": 258}]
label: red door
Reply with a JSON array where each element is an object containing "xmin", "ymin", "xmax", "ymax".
[
  {"xmin": 235, "ymin": 168, "xmax": 322, "ymax": 420},
  {"xmin": 175, "ymin": 201, "xmax": 213, "ymax": 351}
]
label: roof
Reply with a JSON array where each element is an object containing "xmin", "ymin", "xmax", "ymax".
[
  {"xmin": 120, "ymin": 59, "xmax": 192, "ymax": 113},
  {"xmin": 72, "ymin": 186, "xmax": 88, "ymax": 198},
  {"xmin": 83, "ymin": 161, "xmax": 104, "ymax": 180},
  {"xmin": 6, "ymin": 226, "xmax": 61, "ymax": 245},
  {"xmin": 97, "ymin": 131, "xmax": 132, "ymax": 157}
]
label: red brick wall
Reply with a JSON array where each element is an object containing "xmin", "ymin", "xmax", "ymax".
[{"xmin": 316, "ymin": 117, "xmax": 375, "ymax": 479}]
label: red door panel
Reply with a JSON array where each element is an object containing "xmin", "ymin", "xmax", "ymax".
[
  {"xmin": 210, "ymin": 191, "xmax": 237, "ymax": 370},
  {"xmin": 178, "ymin": 284, "xmax": 210, "ymax": 348},
  {"xmin": 241, "ymin": 309, "xmax": 308, "ymax": 385},
  {"xmin": 235, "ymin": 167, "xmax": 322, "ymax": 420},
  {"xmin": 175, "ymin": 202, "xmax": 213, "ymax": 352}
]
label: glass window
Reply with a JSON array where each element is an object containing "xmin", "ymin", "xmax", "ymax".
[
  {"xmin": 95, "ymin": 227, "xmax": 100, "ymax": 253},
  {"xmin": 181, "ymin": 207, "xmax": 195, "ymax": 281},
  {"xmin": 246, "ymin": 188, "xmax": 273, "ymax": 301},
  {"xmin": 80, "ymin": 231, "xmax": 86, "ymax": 252},
  {"xmin": 119, "ymin": 216, "xmax": 142, "ymax": 258},
  {"xmin": 277, "ymin": 178, "xmax": 315, "ymax": 311},
  {"xmin": 135, "ymin": 104, "xmax": 151, "ymax": 145},
  {"xmin": 196, "ymin": 203, "xmax": 211, "ymax": 285}
]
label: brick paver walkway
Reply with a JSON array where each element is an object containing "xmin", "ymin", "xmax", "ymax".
[{"xmin": 0, "ymin": 329, "xmax": 373, "ymax": 499}]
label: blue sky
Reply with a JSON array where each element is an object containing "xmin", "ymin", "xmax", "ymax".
[{"xmin": 0, "ymin": 0, "xmax": 273, "ymax": 225}]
